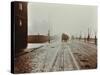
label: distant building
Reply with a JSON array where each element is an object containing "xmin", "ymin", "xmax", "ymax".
[{"xmin": 28, "ymin": 35, "xmax": 49, "ymax": 43}]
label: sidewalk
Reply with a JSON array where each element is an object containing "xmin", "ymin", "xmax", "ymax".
[{"xmin": 15, "ymin": 43, "xmax": 45, "ymax": 57}]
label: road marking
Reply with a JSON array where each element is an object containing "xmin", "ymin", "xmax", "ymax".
[{"xmin": 67, "ymin": 46, "xmax": 80, "ymax": 70}]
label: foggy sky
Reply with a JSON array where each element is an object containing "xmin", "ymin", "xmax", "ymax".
[{"xmin": 28, "ymin": 2, "xmax": 97, "ymax": 37}]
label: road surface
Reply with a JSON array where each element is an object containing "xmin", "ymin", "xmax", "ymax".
[{"xmin": 14, "ymin": 40, "xmax": 97, "ymax": 73}]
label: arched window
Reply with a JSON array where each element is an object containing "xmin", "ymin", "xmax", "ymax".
[
  {"xmin": 19, "ymin": 19, "xmax": 22, "ymax": 27},
  {"xmin": 19, "ymin": 3, "xmax": 23, "ymax": 11}
]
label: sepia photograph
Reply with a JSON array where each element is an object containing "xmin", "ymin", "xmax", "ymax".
[{"xmin": 11, "ymin": 1, "xmax": 97, "ymax": 73}]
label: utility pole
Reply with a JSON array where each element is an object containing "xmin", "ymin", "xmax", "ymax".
[
  {"xmin": 94, "ymin": 32, "xmax": 97, "ymax": 45},
  {"xmin": 79, "ymin": 31, "xmax": 82, "ymax": 40},
  {"xmin": 87, "ymin": 28, "xmax": 90, "ymax": 42},
  {"xmin": 48, "ymin": 30, "xmax": 50, "ymax": 43}
]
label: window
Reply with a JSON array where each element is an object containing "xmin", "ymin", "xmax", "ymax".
[
  {"xmin": 19, "ymin": 3, "xmax": 23, "ymax": 11},
  {"xmin": 19, "ymin": 19, "xmax": 22, "ymax": 27}
]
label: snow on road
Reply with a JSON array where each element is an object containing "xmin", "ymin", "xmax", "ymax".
[{"xmin": 15, "ymin": 40, "xmax": 97, "ymax": 73}]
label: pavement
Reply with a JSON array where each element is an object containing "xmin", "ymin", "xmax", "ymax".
[
  {"xmin": 14, "ymin": 40, "xmax": 97, "ymax": 73},
  {"xmin": 15, "ymin": 43, "xmax": 45, "ymax": 57}
]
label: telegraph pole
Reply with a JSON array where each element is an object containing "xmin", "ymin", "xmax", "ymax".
[
  {"xmin": 87, "ymin": 28, "xmax": 90, "ymax": 42},
  {"xmin": 79, "ymin": 31, "xmax": 82, "ymax": 40},
  {"xmin": 48, "ymin": 30, "xmax": 50, "ymax": 43},
  {"xmin": 94, "ymin": 32, "xmax": 97, "ymax": 45}
]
